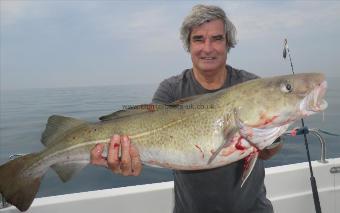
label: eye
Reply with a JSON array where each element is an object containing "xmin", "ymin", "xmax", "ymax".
[
  {"xmin": 211, "ymin": 35, "xmax": 225, "ymax": 41},
  {"xmin": 281, "ymin": 82, "xmax": 293, "ymax": 93},
  {"xmin": 192, "ymin": 35, "xmax": 204, "ymax": 43}
]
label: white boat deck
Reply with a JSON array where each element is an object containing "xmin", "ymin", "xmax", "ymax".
[{"xmin": 1, "ymin": 158, "xmax": 339, "ymax": 213}]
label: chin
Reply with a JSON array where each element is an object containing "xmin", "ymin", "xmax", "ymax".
[{"xmin": 200, "ymin": 65, "xmax": 223, "ymax": 74}]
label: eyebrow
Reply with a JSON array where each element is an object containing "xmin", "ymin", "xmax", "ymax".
[
  {"xmin": 212, "ymin": 35, "xmax": 225, "ymax": 40},
  {"xmin": 191, "ymin": 35, "xmax": 204, "ymax": 40},
  {"xmin": 191, "ymin": 34, "xmax": 225, "ymax": 41}
]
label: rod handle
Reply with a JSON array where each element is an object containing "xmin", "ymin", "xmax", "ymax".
[{"xmin": 310, "ymin": 176, "xmax": 322, "ymax": 213}]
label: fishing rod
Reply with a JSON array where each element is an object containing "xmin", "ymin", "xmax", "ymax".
[{"xmin": 283, "ymin": 38, "xmax": 322, "ymax": 213}]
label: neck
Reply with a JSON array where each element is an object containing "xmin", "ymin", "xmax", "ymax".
[{"xmin": 193, "ymin": 66, "xmax": 227, "ymax": 90}]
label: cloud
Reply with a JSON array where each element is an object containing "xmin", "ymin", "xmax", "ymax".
[
  {"xmin": 223, "ymin": 1, "xmax": 340, "ymax": 40},
  {"xmin": 0, "ymin": 0, "xmax": 32, "ymax": 26},
  {"xmin": 0, "ymin": 1, "xmax": 101, "ymax": 27},
  {"xmin": 93, "ymin": 4, "xmax": 184, "ymax": 54},
  {"xmin": 1, "ymin": 1, "xmax": 339, "ymax": 90}
]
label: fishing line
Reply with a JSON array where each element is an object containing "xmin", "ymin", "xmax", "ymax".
[{"xmin": 283, "ymin": 38, "xmax": 322, "ymax": 213}]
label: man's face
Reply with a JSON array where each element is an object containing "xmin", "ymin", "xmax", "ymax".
[{"xmin": 189, "ymin": 19, "xmax": 228, "ymax": 76}]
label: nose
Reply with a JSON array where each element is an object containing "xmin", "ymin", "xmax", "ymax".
[{"xmin": 202, "ymin": 39, "xmax": 213, "ymax": 53}]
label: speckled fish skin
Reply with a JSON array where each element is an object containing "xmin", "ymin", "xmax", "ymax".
[{"xmin": 0, "ymin": 73, "xmax": 328, "ymax": 212}]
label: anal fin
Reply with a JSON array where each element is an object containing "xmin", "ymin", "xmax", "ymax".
[{"xmin": 51, "ymin": 161, "xmax": 88, "ymax": 182}]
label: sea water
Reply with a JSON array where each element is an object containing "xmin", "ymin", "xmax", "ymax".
[{"xmin": 0, "ymin": 79, "xmax": 339, "ymax": 197}]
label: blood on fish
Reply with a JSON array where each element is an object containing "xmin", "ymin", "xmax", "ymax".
[
  {"xmin": 259, "ymin": 112, "xmax": 278, "ymax": 125},
  {"xmin": 243, "ymin": 156, "xmax": 251, "ymax": 171},
  {"xmin": 195, "ymin": 145, "xmax": 204, "ymax": 159},
  {"xmin": 235, "ymin": 137, "xmax": 246, "ymax": 150},
  {"xmin": 114, "ymin": 143, "xmax": 120, "ymax": 149}
]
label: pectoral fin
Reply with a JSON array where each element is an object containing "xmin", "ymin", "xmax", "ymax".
[{"xmin": 207, "ymin": 127, "xmax": 238, "ymax": 165}]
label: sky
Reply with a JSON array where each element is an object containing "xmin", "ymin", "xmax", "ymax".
[{"xmin": 1, "ymin": 0, "xmax": 340, "ymax": 90}]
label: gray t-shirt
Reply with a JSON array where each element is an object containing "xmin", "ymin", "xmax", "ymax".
[{"xmin": 152, "ymin": 65, "xmax": 273, "ymax": 213}]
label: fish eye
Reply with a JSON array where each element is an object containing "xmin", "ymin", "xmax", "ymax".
[
  {"xmin": 281, "ymin": 82, "xmax": 293, "ymax": 93},
  {"xmin": 286, "ymin": 83, "xmax": 292, "ymax": 91}
]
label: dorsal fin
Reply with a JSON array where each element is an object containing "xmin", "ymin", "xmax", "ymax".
[
  {"xmin": 99, "ymin": 104, "xmax": 160, "ymax": 121},
  {"xmin": 41, "ymin": 115, "xmax": 86, "ymax": 147}
]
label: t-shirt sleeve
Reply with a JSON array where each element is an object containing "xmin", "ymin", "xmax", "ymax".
[
  {"xmin": 244, "ymin": 70, "xmax": 260, "ymax": 80},
  {"xmin": 238, "ymin": 69, "xmax": 260, "ymax": 80},
  {"xmin": 152, "ymin": 79, "xmax": 175, "ymax": 104}
]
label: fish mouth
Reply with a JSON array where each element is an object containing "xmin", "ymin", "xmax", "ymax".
[{"xmin": 300, "ymin": 81, "xmax": 328, "ymax": 115}]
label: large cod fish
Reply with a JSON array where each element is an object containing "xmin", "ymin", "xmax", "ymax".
[{"xmin": 0, "ymin": 73, "xmax": 327, "ymax": 211}]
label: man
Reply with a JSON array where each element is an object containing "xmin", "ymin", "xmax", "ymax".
[{"xmin": 91, "ymin": 4, "xmax": 282, "ymax": 213}]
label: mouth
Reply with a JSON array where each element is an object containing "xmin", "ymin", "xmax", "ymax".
[
  {"xmin": 200, "ymin": 56, "xmax": 216, "ymax": 61},
  {"xmin": 300, "ymin": 81, "xmax": 328, "ymax": 114}
]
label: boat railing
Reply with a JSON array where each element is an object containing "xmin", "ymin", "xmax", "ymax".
[{"xmin": 283, "ymin": 127, "xmax": 328, "ymax": 163}]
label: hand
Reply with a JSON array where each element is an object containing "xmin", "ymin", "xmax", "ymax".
[{"xmin": 90, "ymin": 135, "xmax": 142, "ymax": 176}]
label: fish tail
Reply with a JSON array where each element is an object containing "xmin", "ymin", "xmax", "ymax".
[{"xmin": 0, "ymin": 153, "xmax": 43, "ymax": 212}]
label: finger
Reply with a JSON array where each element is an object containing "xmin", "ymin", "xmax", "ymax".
[
  {"xmin": 120, "ymin": 135, "xmax": 132, "ymax": 176},
  {"xmin": 130, "ymin": 143, "xmax": 142, "ymax": 176},
  {"xmin": 90, "ymin": 144, "xmax": 108, "ymax": 167},
  {"xmin": 107, "ymin": 135, "xmax": 121, "ymax": 173}
]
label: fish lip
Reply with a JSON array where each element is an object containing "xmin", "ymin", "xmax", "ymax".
[{"xmin": 300, "ymin": 80, "xmax": 328, "ymax": 114}]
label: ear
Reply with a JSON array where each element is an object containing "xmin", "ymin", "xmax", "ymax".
[{"xmin": 187, "ymin": 36, "xmax": 191, "ymax": 52}]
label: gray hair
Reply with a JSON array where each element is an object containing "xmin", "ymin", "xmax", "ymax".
[{"xmin": 180, "ymin": 4, "xmax": 237, "ymax": 52}]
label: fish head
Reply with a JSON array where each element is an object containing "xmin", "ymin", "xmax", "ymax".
[
  {"xmin": 235, "ymin": 73, "xmax": 328, "ymax": 128},
  {"xmin": 230, "ymin": 73, "xmax": 327, "ymax": 149}
]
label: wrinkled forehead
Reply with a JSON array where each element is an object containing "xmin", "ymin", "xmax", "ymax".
[{"xmin": 190, "ymin": 19, "xmax": 225, "ymax": 37}]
